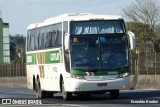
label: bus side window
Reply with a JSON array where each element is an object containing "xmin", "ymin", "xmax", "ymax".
[
  {"xmin": 45, "ymin": 32, "xmax": 52, "ymax": 48},
  {"xmin": 30, "ymin": 30, "xmax": 35, "ymax": 51},
  {"xmin": 51, "ymin": 30, "xmax": 56, "ymax": 47},
  {"xmin": 27, "ymin": 31, "xmax": 31, "ymax": 51},
  {"xmin": 34, "ymin": 29, "xmax": 39, "ymax": 50}
]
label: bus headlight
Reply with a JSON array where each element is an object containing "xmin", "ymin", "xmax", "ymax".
[
  {"xmin": 118, "ymin": 72, "xmax": 130, "ymax": 78},
  {"xmin": 71, "ymin": 74, "xmax": 86, "ymax": 80}
]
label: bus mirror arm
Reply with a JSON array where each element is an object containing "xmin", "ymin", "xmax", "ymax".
[
  {"xmin": 127, "ymin": 31, "xmax": 136, "ymax": 50},
  {"xmin": 65, "ymin": 33, "xmax": 70, "ymax": 51}
]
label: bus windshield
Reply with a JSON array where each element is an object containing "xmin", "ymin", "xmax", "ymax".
[
  {"xmin": 70, "ymin": 20, "xmax": 128, "ymax": 72},
  {"xmin": 71, "ymin": 36, "xmax": 128, "ymax": 71},
  {"xmin": 71, "ymin": 20, "xmax": 125, "ymax": 35}
]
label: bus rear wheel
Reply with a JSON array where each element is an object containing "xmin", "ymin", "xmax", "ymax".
[
  {"xmin": 61, "ymin": 79, "xmax": 72, "ymax": 101},
  {"xmin": 45, "ymin": 92, "xmax": 54, "ymax": 98},
  {"xmin": 35, "ymin": 78, "xmax": 46, "ymax": 99},
  {"xmin": 110, "ymin": 90, "xmax": 119, "ymax": 99}
]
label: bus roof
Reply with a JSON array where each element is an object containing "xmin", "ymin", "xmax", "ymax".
[{"xmin": 27, "ymin": 13, "xmax": 123, "ymax": 30}]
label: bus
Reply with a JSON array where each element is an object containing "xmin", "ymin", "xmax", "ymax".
[{"xmin": 26, "ymin": 13, "xmax": 136, "ymax": 101}]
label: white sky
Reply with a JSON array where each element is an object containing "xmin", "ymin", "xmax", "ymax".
[{"xmin": 0, "ymin": 0, "xmax": 134, "ymax": 36}]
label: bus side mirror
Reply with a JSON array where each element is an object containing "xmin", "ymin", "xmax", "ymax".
[
  {"xmin": 127, "ymin": 31, "xmax": 136, "ymax": 50},
  {"xmin": 65, "ymin": 33, "xmax": 70, "ymax": 51}
]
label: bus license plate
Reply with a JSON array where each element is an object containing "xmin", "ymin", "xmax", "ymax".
[{"xmin": 97, "ymin": 83, "xmax": 107, "ymax": 87}]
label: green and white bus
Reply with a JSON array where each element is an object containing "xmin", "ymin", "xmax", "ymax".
[{"xmin": 26, "ymin": 13, "xmax": 136, "ymax": 100}]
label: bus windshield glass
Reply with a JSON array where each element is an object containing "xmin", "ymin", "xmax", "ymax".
[
  {"xmin": 71, "ymin": 20, "xmax": 125, "ymax": 35},
  {"xmin": 71, "ymin": 36, "xmax": 128, "ymax": 71}
]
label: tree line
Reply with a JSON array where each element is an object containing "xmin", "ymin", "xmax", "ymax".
[{"xmin": 123, "ymin": 0, "xmax": 160, "ymax": 53}]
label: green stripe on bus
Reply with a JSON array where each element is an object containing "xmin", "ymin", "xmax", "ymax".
[
  {"xmin": 26, "ymin": 53, "xmax": 37, "ymax": 65},
  {"xmin": 71, "ymin": 69, "xmax": 87, "ymax": 76},
  {"xmin": 42, "ymin": 66, "xmax": 45, "ymax": 78},
  {"xmin": 71, "ymin": 67, "xmax": 129, "ymax": 76},
  {"xmin": 26, "ymin": 50, "xmax": 62, "ymax": 65},
  {"xmin": 40, "ymin": 52, "xmax": 42, "ymax": 64},
  {"xmin": 45, "ymin": 50, "xmax": 60, "ymax": 64}
]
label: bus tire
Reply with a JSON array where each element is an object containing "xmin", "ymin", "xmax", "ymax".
[
  {"xmin": 61, "ymin": 79, "xmax": 72, "ymax": 101},
  {"xmin": 110, "ymin": 90, "xmax": 119, "ymax": 99},
  {"xmin": 46, "ymin": 92, "xmax": 53, "ymax": 98},
  {"xmin": 77, "ymin": 93, "xmax": 91, "ymax": 99},
  {"xmin": 35, "ymin": 78, "xmax": 46, "ymax": 99}
]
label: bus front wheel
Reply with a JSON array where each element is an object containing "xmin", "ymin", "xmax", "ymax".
[
  {"xmin": 110, "ymin": 90, "xmax": 119, "ymax": 99},
  {"xmin": 61, "ymin": 79, "xmax": 72, "ymax": 101}
]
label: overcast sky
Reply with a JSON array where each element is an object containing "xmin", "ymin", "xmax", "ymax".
[{"xmin": 0, "ymin": 0, "xmax": 134, "ymax": 36}]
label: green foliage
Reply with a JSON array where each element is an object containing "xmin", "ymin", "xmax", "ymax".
[
  {"xmin": 10, "ymin": 34, "xmax": 26, "ymax": 63},
  {"xmin": 10, "ymin": 42, "xmax": 18, "ymax": 61},
  {"xmin": 123, "ymin": 0, "xmax": 160, "ymax": 52},
  {"xmin": 13, "ymin": 52, "xmax": 26, "ymax": 63},
  {"xmin": 126, "ymin": 22, "xmax": 158, "ymax": 52},
  {"xmin": 10, "ymin": 34, "xmax": 26, "ymax": 46}
]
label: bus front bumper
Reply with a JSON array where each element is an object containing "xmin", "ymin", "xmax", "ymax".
[{"xmin": 66, "ymin": 76, "xmax": 130, "ymax": 92}]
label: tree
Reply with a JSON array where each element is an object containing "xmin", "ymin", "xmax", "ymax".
[
  {"xmin": 123, "ymin": 0, "xmax": 160, "ymax": 52},
  {"xmin": 126, "ymin": 22, "xmax": 155, "ymax": 52},
  {"xmin": 123, "ymin": 0, "xmax": 160, "ymax": 33},
  {"xmin": 10, "ymin": 34, "xmax": 26, "ymax": 63},
  {"xmin": 10, "ymin": 42, "xmax": 18, "ymax": 61}
]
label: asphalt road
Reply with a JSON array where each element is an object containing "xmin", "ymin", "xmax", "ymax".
[{"xmin": 0, "ymin": 86, "xmax": 160, "ymax": 107}]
